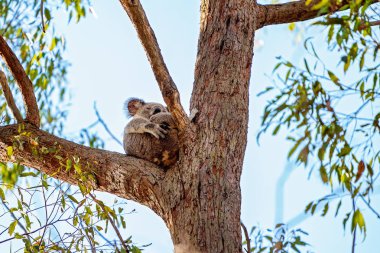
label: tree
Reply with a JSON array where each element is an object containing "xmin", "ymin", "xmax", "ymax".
[{"xmin": 0, "ymin": 0, "xmax": 379, "ymax": 252}]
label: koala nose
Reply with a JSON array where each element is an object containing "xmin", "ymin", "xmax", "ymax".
[{"xmin": 153, "ymin": 108, "xmax": 161, "ymax": 114}]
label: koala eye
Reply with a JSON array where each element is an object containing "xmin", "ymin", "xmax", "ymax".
[{"xmin": 153, "ymin": 108, "xmax": 161, "ymax": 115}]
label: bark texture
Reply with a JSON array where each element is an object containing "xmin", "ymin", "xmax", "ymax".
[
  {"xmin": 0, "ymin": 124, "xmax": 169, "ymax": 217},
  {"xmin": 256, "ymin": 0, "xmax": 379, "ymax": 28},
  {"xmin": 0, "ymin": 35, "xmax": 40, "ymax": 127},
  {"xmin": 163, "ymin": 0, "xmax": 256, "ymax": 252}
]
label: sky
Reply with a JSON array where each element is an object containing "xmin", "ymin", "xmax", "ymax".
[{"xmin": 50, "ymin": 0, "xmax": 380, "ymax": 252}]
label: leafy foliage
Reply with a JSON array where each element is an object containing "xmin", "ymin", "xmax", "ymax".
[
  {"xmin": 242, "ymin": 224, "xmax": 310, "ymax": 253},
  {"xmin": 0, "ymin": 1, "xmax": 143, "ymax": 252},
  {"xmin": 0, "ymin": 126, "xmax": 141, "ymax": 252},
  {"xmin": 260, "ymin": 0, "xmax": 380, "ymax": 242},
  {"xmin": 0, "ymin": 0, "xmax": 88, "ymax": 134},
  {"xmin": 0, "ymin": 176, "xmax": 144, "ymax": 252}
]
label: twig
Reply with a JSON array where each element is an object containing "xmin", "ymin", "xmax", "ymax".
[
  {"xmin": 359, "ymin": 194, "xmax": 380, "ymax": 219},
  {"xmin": 359, "ymin": 20, "xmax": 380, "ymax": 30},
  {"xmin": 88, "ymin": 193, "xmax": 130, "ymax": 253},
  {"xmin": 38, "ymin": 184, "xmax": 49, "ymax": 249},
  {"xmin": 351, "ymin": 198, "xmax": 357, "ymax": 253},
  {"xmin": 241, "ymin": 221, "xmax": 251, "ymax": 253},
  {"xmin": 0, "ymin": 216, "xmax": 73, "ymax": 244},
  {"xmin": 0, "ymin": 35, "xmax": 40, "ymax": 127},
  {"xmin": 0, "ymin": 198, "xmax": 31, "ymax": 241},
  {"xmin": 93, "ymin": 103, "xmax": 122, "ymax": 147},
  {"xmin": 40, "ymin": 0, "xmax": 45, "ymax": 33},
  {"xmin": 118, "ymin": 0, "xmax": 190, "ymax": 131},
  {"xmin": 0, "ymin": 70, "xmax": 23, "ymax": 123}
]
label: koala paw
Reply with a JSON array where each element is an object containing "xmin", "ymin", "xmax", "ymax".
[{"xmin": 145, "ymin": 123, "xmax": 168, "ymax": 139}]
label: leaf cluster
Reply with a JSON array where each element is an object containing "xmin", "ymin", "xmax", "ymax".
[
  {"xmin": 259, "ymin": 0, "xmax": 380, "ymax": 241},
  {"xmin": 242, "ymin": 224, "xmax": 310, "ymax": 253}
]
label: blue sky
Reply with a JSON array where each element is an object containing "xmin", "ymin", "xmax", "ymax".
[{"xmin": 55, "ymin": 0, "xmax": 380, "ymax": 252}]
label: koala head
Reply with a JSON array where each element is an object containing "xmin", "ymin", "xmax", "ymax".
[{"xmin": 125, "ymin": 98, "xmax": 167, "ymax": 119}]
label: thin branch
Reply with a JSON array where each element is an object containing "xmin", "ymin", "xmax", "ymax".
[
  {"xmin": 0, "ymin": 70, "xmax": 23, "ymax": 123},
  {"xmin": 0, "ymin": 199, "xmax": 31, "ymax": 241},
  {"xmin": 359, "ymin": 20, "xmax": 380, "ymax": 30},
  {"xmin": 0, "ymin": 216, "xmax": 72, "ymax": 244},
  {"xmin": 240, "ymin": 221, "xmax": 251, "ymax": 253},
  {"xmin": 89, "ymin": 193, "xmax": 129, "ymax": 253},
  {"xmin": 351, "ymin": 198, "xmax": 357, "ymax": 253},
  {"xmin": 93, "ymin": 103, "xmax": 122, "ymax": 147},
  {"xmin": 359, "ymin": 194, "xmax": 380, "ymax": 219},
  {"xmin": 38, "ymin": 183, "xmax": 49, "ymax": 249},
  {"xmin": 40, "ymin": 0, "xmax": 46, "ymax": 33},
  {"xmin": 0, "ymin": 35, "xmax": 40, "ymax": 127},
  {"xmin": 256, "ymin": 0, "xmax": 378, "ymax": 29},
  {"xmin": 118, "ymin": 0, "xmax": 190, "ymax": 131}
]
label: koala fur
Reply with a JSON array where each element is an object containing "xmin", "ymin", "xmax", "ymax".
[{"xmin": 123, "ymin": 98, "xmax": 179, "ymax": 168}]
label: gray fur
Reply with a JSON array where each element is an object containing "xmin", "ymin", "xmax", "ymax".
[{"xmin": 123, "ymin": 98, "xmax": 179, "ymax": 168}]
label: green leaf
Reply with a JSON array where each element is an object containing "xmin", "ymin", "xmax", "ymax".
[
  {"xmin": 19, "ymin": 172, "xmax": 37, "ymax": 177},
  {"xmin": 343, "ymin": 212, "xmax": 351, "ymax": 231},
  {"xmin": 0, "ymin": 188, "xmax": 5, "ymax": 201},
  {"xmin": 305, "ymin": 202, "xmax": 313, "ymax": 213},
  {"xmin": 67, "ymin": 194, "xmax": 79, "ymax": 204},
  {"xmin": 66, "ymin": 159, "xmax": 72, "ymax": 171},
  {"xmin": 74, "ymin": 164, "xmax": 81, "ymax": 174},
  {"xmin": 73, "ymin": 216, "xmax": 78, "ymax": 226},
  {"xmin": 319, "ymin": 166, "xmax": 328, "ymax": 184},
  {"xmin": 311, "ymin": 0, "xmax": 329, "ymax": 10},
  {"xmin": 359, "ymin": 49, "xmax": 367, "ymax": 70},
  {"xmin": 338, "ymin": 144, "xmax": 352, "ymax": 157},
  {"xmin": 311, "ymin": 203, "xmax": 317, "ymax": 215},
  {"xmin": 14, "ymin": 233, "xmax": 23, "ymax": 239},
  {"xmin": 272, "ymin": 125, "xmax": 281, "ymax": 135},
  {"xmin": 44, "ymin": 8, "xmax": 51, "ymax": 20},
  {"xmin": 42, "ymin": 179, "xmax": 49, "ymax": 189},
  {"xmin": 352, "ymin": 209, "xmax": 366, "ymax": 234},
  {"xmin": 288, "ymin": 137, "xmax": 306, "ymax": 158},
  {"xmin": 321, "ymin": 203, "xmax": 329, "ymax": 216},
  {"xmin": 49, "ymin": 37, "xmax": 57, "ymax": 51},
  {"xmin": 298, "ymin": 145, "xmax": 309, "ymax": 164},
  {"xmin": 8, "ymin": 220, "xmax": 17, "ymax": 235},
  {"xmin": 327, "ymin": 71, "xmax": 340, "ymax": 86},
  {"xmin": 344, "ymin": 55, "xmax": 351, "ymax": 72},
  {"xmin": 6, "ymin": 146, "xmax": 13, "ymax": 157},
  {"xmin": 335, "ymin": 200, "xmax": 342, "ymax": 217}
]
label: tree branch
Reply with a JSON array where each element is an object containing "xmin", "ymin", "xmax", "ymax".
[
  {"xmin": 240, "ymin": 221, "xmax": 251, "ymax": 253},
  {"xmin": 93, "ymin": 102, "xmax": 123, "ymax": 147},
  {"xmin": 0, "ymin": 70, "xmax": 23, "ymax": 123},
  {"xmin": 118, "ymin": 0, "xmax": 190, "ymax": 132},
  {"xmin": 256, "ymin": 0, "xmax": 378, "ymax": 29},
  {"xmin": 0, "ymin": 35, "xmax": 40, "ymax": 127},
  {"xmin": 0, "ymin": 123, "xmax": 168, "ymax": 217}
]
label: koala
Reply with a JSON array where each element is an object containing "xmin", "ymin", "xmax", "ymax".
[{"xmin": 123, "ymin": 98, "xmax": 179, "ymax": 168}]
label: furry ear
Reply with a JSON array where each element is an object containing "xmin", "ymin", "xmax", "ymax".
[{"xmin": 124, "ymin": 98, "xmax": 145, "ymax": 117}]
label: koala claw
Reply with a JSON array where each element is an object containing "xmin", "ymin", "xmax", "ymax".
[{"xmin": 148, "ymin": 124, "xmax": 168, "ymax": 139}]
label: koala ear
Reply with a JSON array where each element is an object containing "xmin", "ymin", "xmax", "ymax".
[{"xmin": 124, "ymin": 98, "xmax": 145, "ymax": 117}]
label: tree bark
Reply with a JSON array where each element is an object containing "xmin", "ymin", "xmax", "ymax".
[
  {"xmin": 0, "ymin": 124, "xmax": 169, "ymax": 217},
  {"xmin": 160, "ymin": 0, "xmax": 256, "ymax": 252},
  {"xmin": 0, "ymin": 35, "xmax": 40, "ymax": 127}
]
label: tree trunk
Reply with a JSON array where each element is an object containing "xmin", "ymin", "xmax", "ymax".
[{"xmin": 162, "ymin": 1, "xmax": 256, "ymax": 252}]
